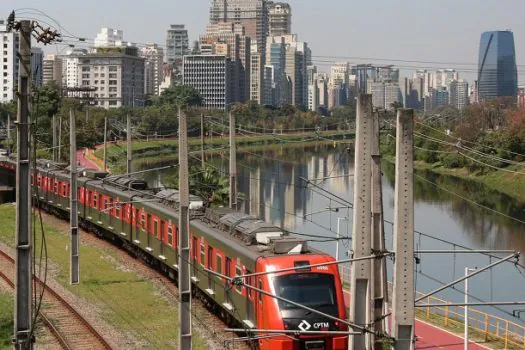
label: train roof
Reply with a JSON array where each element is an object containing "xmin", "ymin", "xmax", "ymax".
[{"xmin": 1, "ymin": 156, "xmax": 323, "ymax": 259}]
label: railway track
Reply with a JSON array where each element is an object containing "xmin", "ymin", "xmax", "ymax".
[{"xmin": 0, "ymin": 249, "xmax": 112, "ymax": 350}]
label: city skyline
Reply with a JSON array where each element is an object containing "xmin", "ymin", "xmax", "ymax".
[{"xmin": 2, "ymin": 0, "xmax": 524, "ymax": 84}]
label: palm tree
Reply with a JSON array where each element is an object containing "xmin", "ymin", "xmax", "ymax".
[{"xmin": 189, "ymin": 166, "xmax": 230, "ymax": 206}]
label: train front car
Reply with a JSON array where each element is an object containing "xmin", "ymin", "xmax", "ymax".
[{"xmin": 255, "ymin": 254, "xmax": 348, "ymax": 350}]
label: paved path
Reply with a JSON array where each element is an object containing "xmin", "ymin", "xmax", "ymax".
[
  {"xmin": 343, "ymin": 291, "xmax": 488, "ymax": 349},
  {"xmin": 76, "ymin": 148, "xmax": 101, "ymax": 170}
]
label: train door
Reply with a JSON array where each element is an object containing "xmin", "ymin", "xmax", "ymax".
[
  {"xmin": 225, "ymin": 257, "xmax": 232, "ymax": 305},
  {"xmin": 159, "ymin": 220, "xmax": 165, "ymax": 256},
  {"xmin": 108, "ymin": 197, "xmax": 113, "ymax": 228},
  {"xmin": 192, "ymin": 237, "xmax": 198, "ymax": 277},
  {"xmin": 207, "ymin": 246, "xmax": 213, "ymax": 290},
  {"xmin": 246, "ymin": 273, "xmax": 254, "ymax": 323},
  {"xmin": 147, "ymin": 214, "xmax": 152, "ymax": 248}
]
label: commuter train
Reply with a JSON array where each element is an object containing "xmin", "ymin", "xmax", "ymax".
[{"xmin": 0, "ymin": 156, "xmax": 348, "ymax": 350}]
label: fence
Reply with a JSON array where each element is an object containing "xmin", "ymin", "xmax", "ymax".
[{"xmin": 339, "ymin": 265, "xmax": 525, "ymax": 349}]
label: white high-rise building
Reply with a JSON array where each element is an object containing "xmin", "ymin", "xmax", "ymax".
[
  {"xmin": 76, "ymin": 47, "xmax": 145, "ymax": 109},
  {"xmin": 94, "ymin": 27, "xmax": 126, "ymax": 47},
  {"xmin": 31, "ymin": 47, "xmax": 43, "ymax": 88},
  {"xmin": 62, "ymin": 49, "xmax": 88, "ymax": 88},
  {"xmin": 166, "ymin": 25, "xmax": 190, "ymax": 68},
  {"xmin": 43, "ymin": 54, "xmax": 63, "ymax": 87},
  {"xmin": 0, "ymin": 20, "xmax": 19, "ymax": 103},
  {"xmin": 371, "ymin": 81, "xmax": 402, "ymax": 110},
  {"xmin": 449, "ymin": 79, "xmax": 469, "ymax": 110},
  {"xmin": 140, "ymin": 44, "xmax": 164, "ymax": 96},
  {"xmin": 183, "ymin": 55, "xmax": 233, "ymax": 110}
]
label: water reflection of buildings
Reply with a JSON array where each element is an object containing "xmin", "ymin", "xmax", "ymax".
[{"xmin": 238, "ymin": 151, "xmax": 352, "ymax": 231}]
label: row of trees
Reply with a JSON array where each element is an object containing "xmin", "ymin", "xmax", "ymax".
[{"xmin": 0, "ymin": 82, "xmax": 356, "ymax": 155}]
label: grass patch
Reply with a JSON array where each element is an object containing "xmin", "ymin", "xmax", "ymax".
[
  {"xmin": 0, "ymin": 290, "xmax": 13, "ymax": 350},
  {"xmin": 95, "ymin": 131, "xmax": 354, "ymax": 172},
  {"xmin": 0, "ymin": 204, "xmax": 207, "ymax": 349}
]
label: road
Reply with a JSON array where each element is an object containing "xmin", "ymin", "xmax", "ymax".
[
  {"xmin": 343, "ymin": 291, "xmax": 488, "ymax": 349},
  {"xmin": 76, "ymin": 148, "xmax": 101, "ymax": 170}
]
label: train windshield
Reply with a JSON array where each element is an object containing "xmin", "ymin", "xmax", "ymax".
[{"xmin": 273, "ymin": 273, "xmax": 337, "ymax": 310}]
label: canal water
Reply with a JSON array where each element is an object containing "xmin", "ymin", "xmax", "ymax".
[{"xmin": 147, "ymin": 143, "xmax": 525, "ymax": 323}]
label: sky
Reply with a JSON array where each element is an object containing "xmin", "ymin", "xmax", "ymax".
[{"xmin": 2, "ymin": 0, "xmax": 525, "ymax": 84}]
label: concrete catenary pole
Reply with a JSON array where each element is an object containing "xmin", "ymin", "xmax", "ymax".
[
  {"xmin": 349, "ymin": 94, "xmax": 374, "ymax": 350},
  {"xmin": 200, "ymin": 113, "xmax": 205, "ymax": 170},
  {"xmin": 371, "ymin": 109, "xmax": 388, "ymax": 349},
  {"xmin": 14, "ymin": 19, "xmax": 33, "ymax": 350},
  {"xmin": 58, "ymin": 116, "xmax": 62, "ymax": 161},
  {"xmin": 70, "ymin": 109, "xmax": 79, "ymax": 284},
  {"xmin": 178, "ymin": 106, "xmax": 192, "ymax": 349},
  {"xmin": 52, "ymin": 115, "xmax": 56, "ymax": 162},
  {"xmin": 103, "ymin": 117, "xmax": 107, "ymax": 172},
  {"xmin": 392, "ymin": 109, "xmax": 415, "ymax": 350},
  {"xmin": 126, "ymin": 114, "xmax": 132, "ymax": 174},
  {"xmin": 229, "ymin": 110, "xmax": 237, "ymax": 210},
  {"xmin": 7, "ymin": 113, "xmax": 11, "ymax": 155}
]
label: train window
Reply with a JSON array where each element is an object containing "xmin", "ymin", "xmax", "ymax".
[
  {"xmin": 216, "ymin": 255, "xmax": 222, "ymax": 279},
  {"xmin": 200, "ymin": 241, "xmax": 205, "ymax": 266},
  {"xmin": 153, "ymin": 219, "xmax": 159, "ymax": 238},
  {"xmin": 192, "ymin": 237, "xmax": 198, "ymax": 260},
  {"xmin": 141, "ymin": 212, "xmax": 146, "ymax": 230},
  {"xmin": 93, "ymin": 193, "xmax": 98, "ymax": 209},
  {"xmin": 115, "ymin": 201, "xmax": 121, "ymax": 219},
  {"xmin": 235, "ymin": 266, "xmax": 242, "ymax": 293},
  {"xmin": 102, "ymin": 197, "xmax": 107, "ymax": 211},
  {"xmin": 167, "ymin": 225, "xmax": 173, "ymax": 245},
  {"xmin": 258, "ymin": 279, "xmax": 263, "ymax": 303}
]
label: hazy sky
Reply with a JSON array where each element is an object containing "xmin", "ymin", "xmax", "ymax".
[{"xmin": 2, "ymin": 0, "xmax": 524, "ymax": 84}]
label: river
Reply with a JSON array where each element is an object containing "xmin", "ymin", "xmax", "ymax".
[{"xmin": 143, "ymin": 143, "xmax": 525, "ymax": 323}]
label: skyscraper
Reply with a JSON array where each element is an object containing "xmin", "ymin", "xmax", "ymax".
[
  {"xmin": 183, "ymin": 55, "xmax": 233, "ymax": 110},
  {"xmin": 140, "ymin": 44, "xmax": 164, "ymax": 96},
  {"xmin": 268, "ymin": 2, "xmax": 291, "ymax": 37},
  {"xmin": 478, "ymin": 31, "xmax": 518, "ymax": 102},
  {"xmin": 166, "ymin": 25, "xmax": 190, "ymax": 68},
  {"xmin": 209, "ymin": 0, "xmax": 268, "ymax": 59},
  {"xmin": 449, "ymin": 79, "xmax": 469, "ymax": 110},
  {"xmin": 0, "ymin": 19, "xmax": 19, "ymax": 103}
]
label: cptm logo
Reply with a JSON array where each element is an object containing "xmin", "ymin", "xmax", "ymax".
[{"xmin": 298, "ymin": 320, "xmax": 312, "ymax": 331}]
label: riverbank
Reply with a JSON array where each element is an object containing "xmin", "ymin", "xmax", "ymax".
[
  {"xmin": 383, "ymin": 155, "xmax": 525, "ymax": 203},
  {"xmin": 94, "ymin": 131, "xmax": 354, "ymax": 172}
]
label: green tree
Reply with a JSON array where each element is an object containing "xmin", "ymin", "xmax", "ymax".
[{"xmin": 156, "ymin": 85, "xmax": 203, "ymax": 107}]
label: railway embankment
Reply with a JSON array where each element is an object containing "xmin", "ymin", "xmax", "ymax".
[{"xmin": 0, "ymin": 203, "xmax": 240, "ymax": 350}]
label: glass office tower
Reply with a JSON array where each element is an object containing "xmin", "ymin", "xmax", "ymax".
[{"xmin": 478, "ymin": 31, "xmax": 518, "ymax": 102}]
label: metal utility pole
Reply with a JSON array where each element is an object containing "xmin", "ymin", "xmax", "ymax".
[
  {"xmin": 349, "ymin": 94, "xmax": 373, "ymax": 350},
  {"xmin": 126, "ymin": 114, "xmax": 132, "ymax": 174},
  {"xmin": 391, "ymin": 109, "xmax": 415, "ymax": 350},
  {"xmin": 229, "ymin": 109, "xmax": 237, "ymax": 210},
  {"xmin": 336, "ymin": 217, "xmax": 347, "ymax": 262},
  {"xmin": 14, "ymin": 19, "xmax": 33, "ymax": 350},
  {"xmin": 177, "ymin": 106, "xmax": 192, "ymax": 349},
  {"xmin": 200, "ymin": 113, "xmax": 205, "ymax": 170},
  {"xmin": 464, "ymin": 267, "xmax": 476, "ymax": 350},
  {"xmin": 371, "ymin": 109, "xmax": 388, "ymax": 348},
  {"xmin": 103, "ymin": 117, "xmax": 107, "ymax": 172},
  {"xmin": 7, "ymin": 113, "xmax": 11, "ymax": 155},
  {"xmin": 70, "ymin": 109, "xmax": 79, "ymax": 284},
  {"xmin": 58, "ymin": 116, "xmax": 62, "ymax": 161},
  {"xmin": 52, "ymin": 115, "xmax": 56, "ymax": 162}
]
